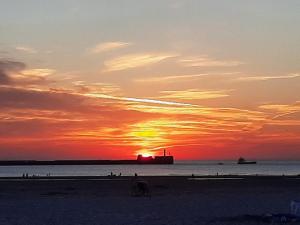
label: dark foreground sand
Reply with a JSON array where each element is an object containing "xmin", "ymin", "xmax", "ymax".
[{"xmin": 1, "ymin": 176, "xmax": 300, "ymax": 225}]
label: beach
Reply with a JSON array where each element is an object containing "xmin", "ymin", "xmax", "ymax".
[{"xmin": 0, "ymin": 176, "xmax": 300, "ymax": 225}]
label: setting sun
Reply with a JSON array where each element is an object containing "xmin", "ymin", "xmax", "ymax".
[{"xmin": 137, "ymin": 152, "xmax": 153, "ymax": 157}]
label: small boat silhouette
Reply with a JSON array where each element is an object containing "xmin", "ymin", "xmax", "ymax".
[{"xmin": 237, "ymin": 157, "xmax": 257, "ymax": 164}]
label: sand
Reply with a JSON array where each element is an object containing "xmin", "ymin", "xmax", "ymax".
[{"xmin": 0, "ymin": 176, "xmax": 300, "ymax": 225}]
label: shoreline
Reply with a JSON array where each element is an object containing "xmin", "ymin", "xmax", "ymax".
[{"xmin": 0, "ymin": 174, "xmax": 299, "ymax": 179}]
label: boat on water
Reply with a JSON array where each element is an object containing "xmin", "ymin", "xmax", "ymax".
[{"xmin": 237, "ymin": 157, "xmax": 257, "ymax": 164}]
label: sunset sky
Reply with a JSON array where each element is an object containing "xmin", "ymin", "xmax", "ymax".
[{"xmin": 0, "ymin": 1, "xmax": 300, "ymax": 160}]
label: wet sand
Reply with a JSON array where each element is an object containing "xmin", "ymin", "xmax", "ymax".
[{"xmin": 0, "ymin": 175, "xmax": 300, "ymax": 225}]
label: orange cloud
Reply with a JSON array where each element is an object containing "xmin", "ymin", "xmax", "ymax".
[
  {"xmin": 89, "ymin": 41, "xmax": 131, "ymax": 54},
  {"xmin": 102, "ymin": 53, "xmax": 177, "ymax": 72},
  {"xmin": 236, "ymin": 73, "xmax": 300, "ymax": 82},
  {"xmin": 134, "ymin": 73, "xmax": 209, "ymax": 83},
  {"xmin": 85, "ymin": 93, "xmax": 195, "ymax": 106},
  {"xmin": 21, "ymin": 69, "xmax": 56, "ymax": 77},
  {"xmin": 134, "ymin": 72, "xmax": 241, "ymax": 83},
  {"xmin": 158, "ymin": 89, "xmax": 231, "ymax": 100},
  {"xmin": 15, "ymin": 46, "xmax": 37, "ymax": 54},
  {"xmin": 179, "ymin": 56, "xmax": 243, "ymax": 67}
]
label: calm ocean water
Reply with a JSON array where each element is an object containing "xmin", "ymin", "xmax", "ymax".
[{"xmin": 1, "ymin": 160, "xmax": 300, "ymax": 177}]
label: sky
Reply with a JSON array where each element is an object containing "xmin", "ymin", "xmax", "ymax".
[{"xmin": 0, "ymin": 0, "xmax": 300, "ymax": 160}]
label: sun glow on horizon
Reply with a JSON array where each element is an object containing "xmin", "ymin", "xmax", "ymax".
[
  {"xmin": 128, "ymin": 119, "xmax": 172, "ymax": 157},
  {"xmin": 136, "ymin": 152, "xmax": 153, "ymax": 157}
]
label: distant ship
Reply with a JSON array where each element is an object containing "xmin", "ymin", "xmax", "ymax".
[
  {"xmin": 0, "ymin": 150, "xmax": 174, "ymax": 166},
  {"xmin": 237, "ymin": 157, "xmax": 257, "ymax": 164}
]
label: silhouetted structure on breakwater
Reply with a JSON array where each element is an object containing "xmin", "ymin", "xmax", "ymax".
[
  {"xmin": 0, "ymin": 150, "xmax": 174, "ymax": 166},
  {"xmin": 237, "ymin": 157, "xmax": 257, "ymax": 164},
  {"xmin": 137, "ymin": 149, "xmax": 173, "ymax": 164}
]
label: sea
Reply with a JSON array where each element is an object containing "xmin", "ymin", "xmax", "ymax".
[{"xmin": 1, "ymin": 160, "xmax": 300, "ymax": 177}]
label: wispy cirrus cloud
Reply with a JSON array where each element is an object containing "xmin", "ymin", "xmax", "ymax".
[
  {"xmin": 72, "ymin": 81, "xmax": 122, "ymax": 95},
  {"xmin": 15, "ymin": 46, "xmax": 37, "ymax": 54},
  {"xmin": 158, "ymin": 89, "xmax": 231, "ymax": 100},
  {"xmin": 89, "ymin": 41, "xmax": 131, "ymax": 54},
  {"xmin": 85, "ymin": 93, "xmax": 195, "ymax": 106},
  {"xmin": 259, "ymin": 103, "xmax": 300, "ymax": 113},
  {"xmin": 259, "ymin": 102, "xmax": 300, "ymax": 120},
  {"xmin": 235, "ymin": 73, "xmax": 300, "ymax": 82},
  {"xmin": 179, "ymin": 56, "xmax": 244, "ymax": 67},
  {"xmin": 134, "ymin": 72, "xmax": 240, "ymax": 83},
  {"xmin": 14, "ymin": 69, "xmax": 56, "ymax": 85},
  {"xmin": 102, "ymin": 53, "xmax": 177, "ymax": 72},
  {"xmin": 22, "ymin": 69, "xmax": 56, "ymax": 77},
  {"xmin": 135, "ymin": 74, "xmax": 209, "ymax": 83}
]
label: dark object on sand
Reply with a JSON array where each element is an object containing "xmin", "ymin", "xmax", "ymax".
[
  {"xmin": 131, "ymin": 180, "xmax": 151, "ymax": 197},
  {"xmin": 237, "ymin": 157, "xmax": 257, "ymax": 164}
]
